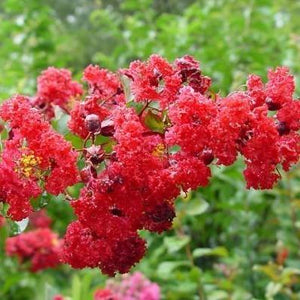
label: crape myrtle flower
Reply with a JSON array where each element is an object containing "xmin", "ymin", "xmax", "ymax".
[
  {"xmin": 61, "ymin": 221, "xmax": 146, "ymax": 276},
  {"xmin": 6, "ymin": 228, "xmax": 62, "ymax": 272},
  {"xmin": 0, "ymin": 95, "xmax": 79, "ymax": 220},
  {"xmin": 32, "ymin": 67, "xmax": 83, "ymax": 119},
  {"xmin": 1, "ymin": 56, "xmax": 298, "ymax": 276},
  {"xmin": 121, "ymin": 54, "xmax": 181, "ymax": 109},
  {"xmin": 68, "ymin": 65, "xmax": 123, "ymax": 138},
  {"xmin": 29, "ymin": 209, "xmax": 52, "ymax": 229},
  {"xmin": 63, "ymin": 57, "xmax": 299, "ymax": 275}
]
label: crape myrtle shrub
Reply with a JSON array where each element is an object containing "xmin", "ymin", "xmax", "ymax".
[{"xmin": 0, "ymin": 55, "xmax": 299, "ymax": 276}]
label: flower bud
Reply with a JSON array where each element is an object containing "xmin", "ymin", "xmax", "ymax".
[
  {"xmin": 85, "ymin": 114, "xmax": 101, "ymax": 134},
  {"xmin": 277, "ymin": 121, "xmax": 290, "ymax": 136},
  {"xmin": 80, "ymin": 166, "xmax": 97, "ymax": 183},
  {"xmin": 266, "ymin": 97, "xmax": 281, "ymax": 111},
  {"xmin": 201, "ymin": 149, "xmax": 214, "ymax": 165}
]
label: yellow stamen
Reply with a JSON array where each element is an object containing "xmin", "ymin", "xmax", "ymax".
[
  {"xmin": 152, "ymin": 143, "xmax": 165, "ymax": 157},
  {"xmin": 15, "ymin": 151, "xmax": 42, "ymax": 178}
]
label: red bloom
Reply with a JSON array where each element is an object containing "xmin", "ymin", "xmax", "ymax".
[
  {"xmin": 170, "ymin": 153, "xmax": 211, "ymax": 191},
  {"xmin": 123, "ymin": 55, "xmax": 181, "ymax": 109},
  {"xmin": 6, "ymin": 228, "xmax": 62, "ymax": 272},
  {"xmin": 209, "ymin": 92, "xmax": 251, "ymax": 165},
  {"xmin": 94, "ymin": 289, "xmax": 117, "ymax": 300},
  {"xmin": 0, "ymin": 134, "xmax": 42, "ymax": 220},
  {"xmin": 265, "ymin": 66, "xmax": 295, "ymax": 110},
  {"xmin": 62, "ymin": 221, "xmax": 146, "ymax": 276},
  {"xmin": 29, "ymin": 210, "xmax": 52, "ymax": 229},
  {"xmin": 277, "ymin": 100, "xmax": 300, "ymax": 132},
  {"xmin": 1, "ymin": 56, "xmax": 299, "ymax": 276},
  {"xmin": 61, "ymin": 221, "xmax": 110, "ymax": 269},
  {"xmin": 247, "ymin": 74, "xmax": 266, "ymax": 108},
  {"xmin": 166, "ymin": 87, "xmax": 216, "ymax": 156},
  {"xmin": 68, "ymin": 96, "xmax": 110, "ymax": 138},
  {"xmin": 0, "ymin": 95, "xmax": 79, "ymax": 220},
  {"xmin": 278, "ymin": 132, "xmax": 300, "ymax": 171},
  {"xmin": 83, "ymin": 65, "xmax": 121, "ymax": 99},
  {"xmin": 37, "ymin": 67, "xmax": 83, "ymax": 108},
  {"xmin": 241, "ymin": 107, "xmax": 280, "ymax": 189}
]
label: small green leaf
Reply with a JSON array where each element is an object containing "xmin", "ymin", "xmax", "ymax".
[
  {"xmin": 157, "ymin": 261, "xmax": 190, "ymax": 278},
  {"xmin": 52, "ymin": 107, "xmax": 70, "ymax": 135},
  {"xmin": 72, "ymin": 275, "xmax": 82, "ymax": 300},
  {"xmin": 186, "ymin": 198, "xmax": 209, "ymax": 216},
  {"xmin": 164, "ymin": 235, "xmax": 190, "ymax": 253},
  {"xmin": 144, "ymin": 110, "xmax": 165, "ymax": 133},
  {"xmin": 193, "ymin": 246, "xmax": 228, "ymax": 258},
  {"xmin": 119, "ymin": 74, "xmax": 133, "ymax": 102}
]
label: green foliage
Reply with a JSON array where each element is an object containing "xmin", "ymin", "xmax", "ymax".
[{"xmin": 0, "ymin": 0, "xmax": 299, "ymax": 299}]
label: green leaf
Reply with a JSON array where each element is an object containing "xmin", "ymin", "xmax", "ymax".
[
  {"xmin": 2, "ymin": 274, "xmax": 23, "ymax": 294},
  {"xmin": 186, "ymin": 198, "xmax": 209, "ymax": 216},
  {"xmin": 72, "ymin": 275, "xmax": 82, "ymax": 300},
  {"xmin": 120, "ymin": 74, "xmax": 133, "ymax": 102},
  {"xmin": 51, "ymin": 108, "xmax": 70, "ymax": 135},
  {"xmin": 193, "ymin": 246, "xmax": 228, "ymax": 258},
  {"xmin": 144, "ymin": 110, "xmax": 165, "ymax": 133},
  {"xmin": 164, "ymin": 235, "xmax": 190, "ymax": 253},
  {"xmin": 157, "ymin": 261, "xmax": 190, "ymax": 278},
  {"xmin": 208, "ymin": 290, "xmax": 229, "ymax": 300}
]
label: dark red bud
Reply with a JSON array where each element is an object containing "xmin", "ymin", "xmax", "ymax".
[
  {"xmin": 85, "ymin": 114, "xmax": 101, "ymax": 134},
  {"xmin": 201, "ymin": 149, "xmax": 214, "ymax": 165},
  {"xmin": 266, "ymin": 97, "xmax": 281, "ymax": 111},
  {"xmin": 8, "ymin": 130, "xmax": 14, "ymax": 140},
  {"xmin": 277, "ymin": 121, "xmax": 290, "ymax": 136}
]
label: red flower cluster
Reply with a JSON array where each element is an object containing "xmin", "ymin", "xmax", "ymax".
[
  {"xmin": 0, "ymin": 55, "xmax": 299, "ymax": 276},
  {"xmin": 68, "ymin": 64, "xmax": 123, "ymax": 139},
  {"xmin": 6, "ymin": 228, "xmax": 62, "ymax": 272},
  {"xmin": 62, "ymin": 56, "xmax": 299, "ymax": 275},
  {"xmin": 32, "ymin": 67, "xmax": 83, "ymax": 119},
  {"xmin": 0, "ymin": 95, "xmax": 78, "ymax": 220},
  {"xmin": 29, "ymin": 209, "xmax": 52, "ymax": 229}
]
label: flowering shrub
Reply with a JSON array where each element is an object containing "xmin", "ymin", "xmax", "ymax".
[{"xmin": 0, "ymin": 55, "xmax": 299, "ymax": 276}]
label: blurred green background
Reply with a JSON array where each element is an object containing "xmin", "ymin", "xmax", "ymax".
[{"xmin": 0, "ymin": 0, "xmax": 299, "ymax": 299}]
